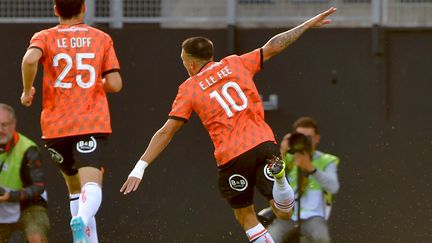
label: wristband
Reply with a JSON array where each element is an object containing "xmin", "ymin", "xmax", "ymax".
[{"xmin": 128, "ymin": 160, "xmax": 149, "ymax": 180}]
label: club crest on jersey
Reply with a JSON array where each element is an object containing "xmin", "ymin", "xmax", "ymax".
[
  {"xmin": 229, "ymin": 174, "xmax": 248, "ymax": 191},
  {"xmin": 48, "ymin": 148, "xmax": 64, "ymax": 164},
  {"xmin": 263, "ymin": 164, "xmax": 275, "ymax": 181},
  {"xmin": 76, "ymin": 136, "xmax": 97, "ymax": 154}
]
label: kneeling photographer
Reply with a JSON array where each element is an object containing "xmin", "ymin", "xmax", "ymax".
[
  {"xmin": 260, "ymin": 117, "xmax": 340, "ymax": 243},
  {"xmin": 0, "ymin": 104, "xmax": 49, "ymax": 243}
]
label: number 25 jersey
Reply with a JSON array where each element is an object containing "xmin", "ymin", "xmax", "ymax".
[
  {"xmin": 169, "ymin": 49, "xmax": 276, "ymax": 166},
  {"xmin": 28, "ymin": 24, "xmax": 120, "ymax": 139}
]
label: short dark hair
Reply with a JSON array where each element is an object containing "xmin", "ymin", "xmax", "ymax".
[
  {"xmin": 55, "ymin": 0, "xmax": 84, "ymax": 19},
  {"xmin": 293, "ymin": 116, "xmax": 319, "ymax": 134},
  {"xmin": 181, "ymin": 37, "xmax": 214, "ymax": 61}
]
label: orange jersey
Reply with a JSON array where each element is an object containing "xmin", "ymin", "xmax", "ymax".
[
  {"xmin": 28, "ymin": 24, "xmax": 120, "ymax": 139},
  {"xmin": 169, "ymin": 49, "xmax": 275, "ymax": 166}
]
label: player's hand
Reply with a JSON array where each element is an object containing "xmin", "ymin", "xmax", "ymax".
[
  {"xmin": 305, "ymin": 7, "xmax": 337, "ymax": 28},
  {"xmin": 120, "ymin": 176, "xmax": 142, "ymax": 195},
  {"xmin": 20, "ymin": 87, "xmax": 36, "ymax": 107},
  {"xmin": 294, "ymin": 152, "xmax": 315, "ymax": 173},
  {"xmin": 120, "ymin": 160, "xmax": 148, "ymax": 194}
]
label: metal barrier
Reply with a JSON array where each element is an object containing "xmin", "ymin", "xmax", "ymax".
[
  {"xmin": 1, "ymin": 0, "xmax": 432, "ymax": 28},
  {"xmin": 384, "ymin": 0, "xmax": 432, "ymax": 27}
]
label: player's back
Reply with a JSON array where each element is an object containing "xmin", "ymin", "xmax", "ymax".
[
  {"xmin": 29, "ymin": 24, "xmax": 120, "ymax": 139},
  {"xmin": 176, "ymin": 49, "xmax": 275, "ymax": 165}
]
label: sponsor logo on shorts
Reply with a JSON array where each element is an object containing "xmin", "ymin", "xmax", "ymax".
[
  {"xmin": 48, "ymin": 148, "xmax": 64, "ymax": 164},
  {"xmin": 263, "ymin": 164, "xmax": 275, "ymax": 181},
  {"xmin": 76, "ymin": 136, "xmax": 97, "ymax": 154},
  {"xmin": 228, "ymin": 174, "xmax": 248, "ymax": 191}
]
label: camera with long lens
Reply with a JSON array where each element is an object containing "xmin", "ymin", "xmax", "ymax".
[{"xmin": 287, "ymin": 132, "xmax": 313, "ymax": 155}]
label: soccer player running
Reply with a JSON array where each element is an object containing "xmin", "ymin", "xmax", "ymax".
[
  {"xmin": 20, "ymin": 0, "xmax": 122, "ymax": 242},
  {"xmin": 121, "ymin": 7, "xmax": 336, "ymax": 242}
]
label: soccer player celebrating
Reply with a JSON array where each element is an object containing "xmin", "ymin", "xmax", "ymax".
[
  {"xmin": 21, "ymin": 0, "xmax": 122, "ymax": 242},
  {"xmin": 121, "ymin": 7, "xmax": 336, "ymax": 242}
]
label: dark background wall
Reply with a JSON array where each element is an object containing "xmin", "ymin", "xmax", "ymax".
[{"xmin": 1, "ymin": 24, "xmax": 431, "ymax": 242}]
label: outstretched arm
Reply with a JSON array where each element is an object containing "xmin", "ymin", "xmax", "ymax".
[
  {"xmin": 262, "ymin": 7, "xmax": 336, "ymax": 62},
  {"xmin": 120, "ymin": 118, "xmax": 184, "ymax": 194},
  {"xmin": 21, "ymin": 48, "xmax": 42, "ymax": 106}
]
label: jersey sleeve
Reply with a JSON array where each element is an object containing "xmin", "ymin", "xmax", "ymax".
[
  {"xmin": 28, "ymin": 31, "xmax": 47, "ymax": 55},
  {"xmin": 239, "ymin": 48, "xmax": 263, "ymax": 75},
  {"xmin": 102, "ymin": 35, "xmax": 120, "ymax": 76},
  {"xmin": 168, "ymin": 85, "xmax": 193, "ymax": 122}
]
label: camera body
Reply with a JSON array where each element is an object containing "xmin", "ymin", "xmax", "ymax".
[{"xmin": 287, "ymin": 132, "xmax": 313, "ymax": 155}]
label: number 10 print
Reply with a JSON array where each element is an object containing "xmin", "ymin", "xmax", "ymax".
[{"xmin": 209, "ymin": 81, "xmax": 248, "ymax": 118}]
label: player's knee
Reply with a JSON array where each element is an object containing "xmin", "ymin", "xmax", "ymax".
[{"xmin": 78, "ymin": 166, "xmax": 103, "ymax": 185}]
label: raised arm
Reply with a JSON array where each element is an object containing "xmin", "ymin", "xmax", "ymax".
[
  {"xmin": 120, "ymin": 118, "xmax": 184, "ymax": 194},
  {"xmin": 261, "ymin": 7, "xmax": 336, "ymax": 62}
]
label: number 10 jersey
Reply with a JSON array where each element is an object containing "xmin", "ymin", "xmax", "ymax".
[
  {"xmin": 28, "ymin": 23, "xmax": 120, "ymax": 139},
  {"xmin": 169, "ymin": 49, "xmax": 276, "ymax": 166}
]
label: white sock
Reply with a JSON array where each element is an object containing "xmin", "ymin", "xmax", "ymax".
[
  {"xmin": 246, "ymin": 223, "xmax": 274, "ymax": 243},
  {"xmin": 69, "ymin": 193, "xmax": 80, "ymax": 217},
  {"xmin": 70, "ymin": 193, "xmax": 99, "ymax": 242},
  {"xmin": 77, "ymin": 182, "xmax": 102, "ymax": 226},
  {"xmin": 87, "ymin": 217, "xmax": 98, "ymax": 243},
  {"xmin": 272, "ymin": 176, "xmax": 294, "ymax": 213}
]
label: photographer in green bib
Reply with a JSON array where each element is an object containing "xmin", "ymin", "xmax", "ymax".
[
  {"xmin": 0, "ymin": 103, "xmax": 49, "ymax": 243},
  {"xmin": 260, "ymin": 117, "xmax": 340, "ymax": 243}
]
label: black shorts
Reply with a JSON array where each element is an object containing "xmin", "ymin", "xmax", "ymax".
[
  {"xmin": 44, "ymin": 134, "xmax": 108, "ymax": 176},
  {"xmin": 218, "ymin": 141, "xmax": 279, "ymax": 209}
]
